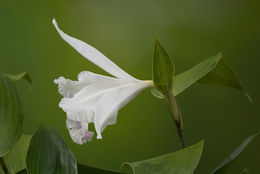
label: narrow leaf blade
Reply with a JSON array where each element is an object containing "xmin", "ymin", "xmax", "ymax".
[
  {"xmin": 26, "ymin": 125, "xmax": 77, "ymax": 174},
  {"xmin": 0, "ymin": 73, "xmax": 23, "ymax": 157},
  {"xmin": 3, "ymin": 135, "xmax": 31, "ymax": 174},
  {"xmin": 172, "ymin": 53, "xmax": 251, "ymax": 102},
  {"xmin": 153, "ymin": 38, "xmax": 175, "ymax": 93},
  {"xmin": 172, "ymin": 53, "xmax": 221, "ymax": 96},
  {"xmin": 121, "ymin": 140, "xmax": 203, "ymax": 174},
  {"xmin": 211, "ymin": 133, "xmax": 258, "ymax": 174}
]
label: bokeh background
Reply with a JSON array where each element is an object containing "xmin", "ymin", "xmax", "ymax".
[{"xmin": 1, "ymin": 0, "xmax": 259, "ymax": 173}]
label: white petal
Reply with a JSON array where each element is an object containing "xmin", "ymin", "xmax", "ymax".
[
  {"xmin": 54, "ymin": 76, "xmax": 86, "ymax": 98},
  {"xmin": 94, "ymin": 82, "xmax": 150, "ymax": 138},
  {"xmin": 59, "ymin": 79, "xmax": 124, "ymax": 122},
  {"xmin": 77, "ymin": 71, "xmax": 118, "ymax": 82},
  {"xmin": 52, "ymin": 19, "xmax": 136, "ymax": 81},
  {"xmin": 54, "ymin": 71, "xmax": 119, "ymax": 98},
  {"xmin": 66, "ymin": 119, "xmax": 94, "ymax": 144}
]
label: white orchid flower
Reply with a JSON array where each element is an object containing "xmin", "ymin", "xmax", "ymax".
[{"xmin": 52, "ymin": 19, "xmax": 153, "ymax": 144}]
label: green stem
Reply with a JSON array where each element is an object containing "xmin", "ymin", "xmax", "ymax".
[
  {"xmin": 165, "ymin": 91, "xmax": 186, "ymax": 149},
  {"xmin": 0, "ymin": 157, "xmax": 8, "ymax": 174}
]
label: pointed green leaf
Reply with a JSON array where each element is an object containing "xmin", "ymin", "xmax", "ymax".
[
  {"xmin": 6, "ymin": 72, "xmax": 32, "ymax": 87},
  {"xmin": 0, "ymin": 73, "xmax": 23, "ymax": 157},
  {"xmin": 121, "ymin": 140, "xmax": 203, "ymax": 174},
  {"xmin": 78, "ymin": 163, "xmax": 123, "ymax": 174},
  {"xmin": 172, "ymin": 53, "xmax": 251, "ymax": 102},
  {"xmin": 240, "ymin": 169, "xmax": 250, "ymax": 174},
  {"xmin": 153, "ymin": 38, "xmax": 175, "ymax": 93},
  {"xmin": 2, "ymin": 135, "xmax": 31, "ymax": 174},
  {"xmin": 211, "ymin": 133, "xmax": 258, "ymax": 174},
  {"xmin": 26, "ymin": 125, "xmax": 77, "ymax": 174}
]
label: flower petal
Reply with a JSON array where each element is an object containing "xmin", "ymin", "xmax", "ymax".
[
  {"xmin": 94, "ymin": 82, "xmax": 150, "ymax": 138},
  {"xmin": 59, "ymin": 79, "xmax": 124, "ymax": 122},
  {"xmin": 52, "ymin": 19, "xmax": 136, "ymax": 81},
  {"xmin": 66, "ymin": 119, "xmax": 94, "ymax": 144},
  {"xmin": 54, "ymin": 76, "xmax": 86, "ymax": 98},
  {"xmin": 77, "ymin": 71, "xmax": 118, "ymax": 82},
  {"xmin": 54, "ymin": 71, "xmax": 120, "ymax": 98}
]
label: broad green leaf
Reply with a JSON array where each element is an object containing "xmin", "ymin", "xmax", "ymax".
[
  {"xmin": 211, "ymin": 133, "xmax": 258, "ymax": 174},
  {"xmin": 78, "ymin": 163, "xmax": 123, "ymax": 174},
  {"xmin": 153, "ymin": 37, "xmax": 175, "ymax": 93},
  {"xmin": 171, "ymin": 53, "xmax": 251, "ymax": 102},
  {"xmin": 0, "ymin": 73, "xmax": 23, "ymax": 157},
  {"xmin": 6, "ymin": 72, "xmax": 32, "ymax": 87},
  {"xmin": 26, "ymin": 125, "xmax": 77, "ymax": 174},
  {"xmin": 240, "ymin": 169, "xmax": 250, "ymax": 174},
  {"xmin": 3, "ymin": 135, "xmax": 31, "ymax": 174},
  {"xmin": 121, "ymin": 140, "xmax": 203, "ymax": 174}
]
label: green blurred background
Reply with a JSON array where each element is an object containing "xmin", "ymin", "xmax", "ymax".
[{"xmin": 1, "ymin": 0, "xmax": 259, "ymax": 173}]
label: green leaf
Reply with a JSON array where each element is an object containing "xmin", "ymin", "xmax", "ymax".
[
  {"xmin": 26, "ymin": 125, "xmax": 77, "ymax": 174},
  {"xmin": 172, "ymin": 53, "xmax": 251, "ymax": 102},
  {"xmin": 240, "ymin": 169, "xmax": 250, "ymax": 174},
  {"xmin": 78, "ymin": 163, "xmax": 123, "ymax": 174},
  {"xmin": 0, "ymin": 73, "xmax": 23, "ymax": 157},
  {"xmin": 6, "ymin": 72, "xmax": 32, "ymax": 87},
  {"xmin": 211, "ymin": 133, "xmax": 258, "ymax": 174},
  {"xmin": 121, "ymin": 140, "xmax": 203, "ymax": 174},
  {"xmin": 153, "ymin": 37, "xmax": 175, "ymax": 93},
  {"xmin": 3, "ymin": 135, "xmax": 31, "ymax": 174}
]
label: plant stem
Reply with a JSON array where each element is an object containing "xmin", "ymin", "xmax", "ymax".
[
  {"xmin": 0, "ymin": 157, "xmax": 8, "ymax": 174},
  {"xmin": 165, "ymin": 91, "xmax": 186, "ymax": 149},
  {"xmin": 175, "ymin": 119, "xmax": 186, "ymax": 149}
]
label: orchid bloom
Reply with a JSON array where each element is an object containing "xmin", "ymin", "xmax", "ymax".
[{"xmin": 52, "ymin": 19, "xmax": 153, "ymax": 144}]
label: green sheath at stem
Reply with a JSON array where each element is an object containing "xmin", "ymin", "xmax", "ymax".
[{"xmin": 165, "ymin": 91, "xmax": 186, "ymax": 149}]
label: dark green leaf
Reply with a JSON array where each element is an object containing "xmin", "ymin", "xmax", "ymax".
[
  {"xmin": 3, "ymin": 135, "xmax": 31, "ymax": 174},
  {"xmin": 211, "ymin": 133, "xmax": 258, "ymax": 174},
  {"xmin": 6, "ymin": 72, "xmax": 32, "ymax": 87},
  {"xmin": 78, "ymin": 163, "xmax": 123, "ymax": 174},
  {"xmin": 240, "ymin": 169, "xmax": 250, "ymax": 174},
  {"xmin": 172, "ymin": 53, "xmax": 251, "ymax": 102},
  {"xmin": 121, "ymin": 140, "xmax": 203, "ymax": 174},
  {"xmin": 153, "ymin": 37, "xmax": 175, "ymax": 93},
  {"xmin": 0, "ymin": 73, "xmax": 23, "ymax": 157},
  {"xmin": 26, "ymin": 125, "xmax": 77, "ymax": 174}
]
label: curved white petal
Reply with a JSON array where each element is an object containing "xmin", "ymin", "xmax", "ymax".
[
  {"xmin": 54, "ymin": 76, "xmax": 86, "ymax": 98},
  {"xmin": 78, "ymin": 71, "xmax": 117, "ymax": 82},
  {"xmin": 66, "ymin": 119, "xmax": 94, "ymax": 144},
  {"xmin": 94, "ymin": 82, "xmax": 151, "ymax": 139},
  {"xmin": 54, "ymin": 71, "xmax": 119, "ymax": 98},
  {"xmin": 59, "ymin": 78, "xmax": 124, "ymax": 122},
  {"xmin": 52, "ymin": 19, "xmax": 136, "ymax": 81}
]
